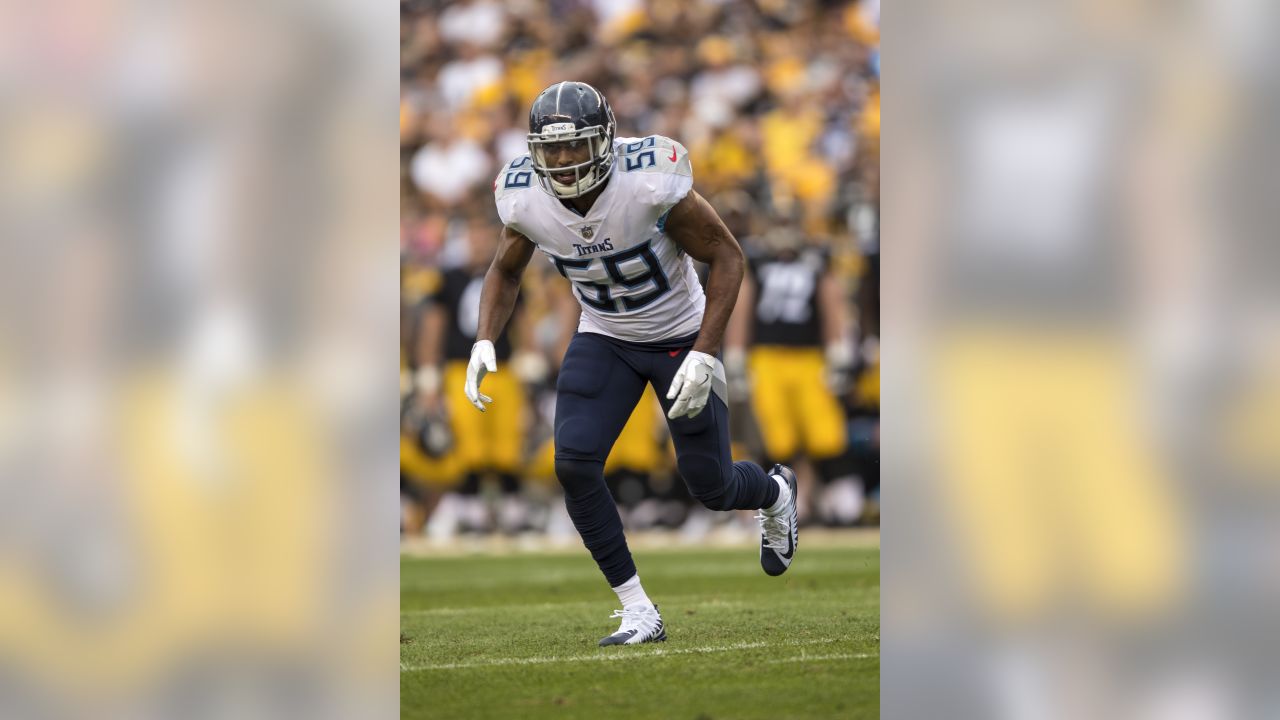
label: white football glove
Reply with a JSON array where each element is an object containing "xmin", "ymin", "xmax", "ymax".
[
  {"xmin": 464, "ymin": 340, "xmax": 497, "ymax": 412},
  {"xmin": 723, "ymin": 347, "xmax": 749, "ymax": 403},
  {"xmin": 666, "ymin": 350, "xmax": 721, "ymax": 420},
  {"xmin": 824, "ymin": 340, "xmax": 855, "ymax": 395}
]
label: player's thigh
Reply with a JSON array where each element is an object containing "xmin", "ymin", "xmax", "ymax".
[
  {"xmin": 794, "ymin": 351, "xmax": 848, "ymax": 459},
  {"xmin": 443, "ymin": 362, "xmax": 486, "ymax": 467},
  {"xmin": 661, "ymin": 394, "xmax": 734, "ymax": 495},
  {"xmin": 554, "ymin": 334, "xmax": 647, "ymax": 462},
  {"xmin": 748, "ymin": 349, "xmax": 800, "ymax": 460},
  {"xmin": 653, "ymin": 351, "xmax": 733, "ymax": 489}
]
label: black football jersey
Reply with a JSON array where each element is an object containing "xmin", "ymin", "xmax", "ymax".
[
  {"xmin": 430, "ymin": 268, "xmax": 515, "ymax": 362},
  {"xmin": 749, "ymin": 248, "xmax": 828, "ymax": 347}
]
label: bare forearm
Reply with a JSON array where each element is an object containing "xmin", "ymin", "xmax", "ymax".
[
  {"xmin": 693, "ymin": 252, "xmax": 744, "ymax": 355},
  {"xmin": 417, "ymin": 305, "xmax": 444, "ymax": 367},
  {"xmin": 725, "ymin": 276, "xmax": 754, "ymax": 352},
  {"xmin": 476, "ymin": 268, "xmax": 522, "ymax": 343},
  {"xmin": 819, "ymin": 273, "xmax": 848, "ymax": 346},
  {"xmin": 662, "ymin": 189, "xmax": 748, "ymax": 354}
]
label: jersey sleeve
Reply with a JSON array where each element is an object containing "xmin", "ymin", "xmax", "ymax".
[
  {"xmin": 493, "ymin": 154, "xmax": 536, "ymax": 229},
  {"xmin": 616, "ymin": 135, "xmax": 694, "ymax": 216}
]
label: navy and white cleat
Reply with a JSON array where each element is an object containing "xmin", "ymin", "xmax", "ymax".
[
  {"xmin": 757, "ymin": 464, "xmax": 798, "ymax": 576},
  {"xmin": 598, "ymin": 604, "xmax": 667, "ymax": 646}
]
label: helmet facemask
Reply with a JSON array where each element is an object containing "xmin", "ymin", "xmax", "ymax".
[{"xmin": 527, "ymin": 122, "xmax": 615, "ymax": 199}]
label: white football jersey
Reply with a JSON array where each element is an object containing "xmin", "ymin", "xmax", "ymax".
[{"xmin": 494, "ymin": 135, "xmax": 703, "ymax": 343}]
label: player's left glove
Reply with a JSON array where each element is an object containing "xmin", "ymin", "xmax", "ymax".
[{"xmin": 666, "ymin": 350, "xmax": 722, "ymax": 420}]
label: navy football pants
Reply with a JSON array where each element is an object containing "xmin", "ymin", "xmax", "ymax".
[{"xmin": 554, "ymin": 331, "xmax": 779, "ymax": 587}]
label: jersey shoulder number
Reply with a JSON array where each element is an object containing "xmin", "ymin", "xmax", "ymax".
[
  {"xmin": 494, "ymin": 154, "xmax": 535, "ymax": 227},
  {"xmin": 616, "ymin": 135, "xmax": 691, "ymax": 178},
  {"xmin": 615, "ymin": 135, "xmax": 693, "ymax": 215},
  {"xmin": 494, "ymin": 154, "xmax": 535, "ymax": 195}
]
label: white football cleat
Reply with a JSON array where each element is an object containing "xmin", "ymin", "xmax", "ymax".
[
  {"xmin": 598, "ymin": 604, "xmax": 666, "ymax": 646},
  {"xmin": 757, "ymin": 464, "xmax": 798, "ymax": 576}
]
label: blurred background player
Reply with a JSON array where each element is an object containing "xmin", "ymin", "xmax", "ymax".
[
  {"xmin": 412, "ymin": 218, "xmax": 538, "ymax": 536},
  {"xmin": 726, "ymin": 225, "xmax": 865, "ymax": 526},
  {"xmin": 400, "ymin": 235, "xmax": 454, "ymax": 535}
]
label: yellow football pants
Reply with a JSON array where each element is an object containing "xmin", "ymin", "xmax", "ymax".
[
  {"xmin": 400, "ymin": 434, "xmax": 458, "ymax": 488},
  {"xmin": 443, "ymin": 361, "xmax": 524, "ymax": 476},
  {"xmin": 604, "ymin": 386, "xmax": 665, "ymax": 474},
  {"xmin": 933, "ymin": 328, "xmax": 1184, "ymax": 621},
  {"xmin": 748, "ymin": 346, "xmax": 848, "ymax": 461}
]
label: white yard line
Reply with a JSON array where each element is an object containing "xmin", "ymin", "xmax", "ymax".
[
  {"xmin": 401, "ymin": 638, "xmax": 876, "ymax": 672},
  {"xmin": 402, "ymin": 597, "xmax": 749, "ymax": 617},
  {"xmin": 765, "ymin": 652, "xmax": 878, "ymax": 664}
]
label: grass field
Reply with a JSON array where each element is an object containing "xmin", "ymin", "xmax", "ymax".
[{"xmin": 401, "ymin": 535, "xmax": 879, "ymax": 719}]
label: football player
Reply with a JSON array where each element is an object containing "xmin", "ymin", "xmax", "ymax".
[
  {"xmin": 724, "ymin": 227, "xmax": 863, "ymax": 525},
  {"xmin": 469, "ymin": 82, "xmax": 798, "ymax": 646},
  {"xmin": 417, "ymin": 219, "xmax": 531, "ymax": 535}
]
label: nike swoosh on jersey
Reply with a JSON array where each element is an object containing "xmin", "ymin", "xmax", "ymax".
[{"xmin": 668, "ymin": 146, "xmax": 678, "ymax": 162}]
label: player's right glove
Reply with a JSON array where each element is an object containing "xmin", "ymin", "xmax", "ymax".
[
  {"xmin": 723, "ymin": 347, "xmax": 749, "ymax": 403},
  {"xmin": 824, "ymin": 340, "xmax": 855, "ymax": 395},
  {"xmin": 464, "ymin": 339, "xmax": 497, "ymax": 412}
]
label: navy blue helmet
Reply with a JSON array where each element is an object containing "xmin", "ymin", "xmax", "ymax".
[{"xmin": 527, "ymin": 81, "xmax": 617, "ymax": 198}]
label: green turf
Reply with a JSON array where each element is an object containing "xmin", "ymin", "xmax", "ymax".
[{"xmin": 401, "ymin": 542, "xmax": 879, "ymax": 719}]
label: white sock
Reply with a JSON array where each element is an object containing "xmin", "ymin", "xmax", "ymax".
[
  {"xmin": 611, "ymin": 574, "xmax": 653, "ymax": 610},
  {"xmin": 764, "ymin": 474, "xmax": 790, "ymax": 515}
]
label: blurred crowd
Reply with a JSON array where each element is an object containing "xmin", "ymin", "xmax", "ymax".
[{"xmin": 399, "ymin": 0, "xmax": 880, "ymax": 539}]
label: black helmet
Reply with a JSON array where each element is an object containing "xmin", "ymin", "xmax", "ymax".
[{"xmin": 527, "ymin": 81, "xmax": 616, "ymax": 198}]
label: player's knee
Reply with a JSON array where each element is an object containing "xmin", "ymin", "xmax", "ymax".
[
  {"xmin": 555, "ymin": 417, "xmax": 601, "ymax": 457},
  {"xmin": 554, "ymin": 456, "xmax": 604, "ymax": 497},
  {"xmin": 691, "ymin": 487, "xmax": 734, "ymax": 511},
  {"xmin": 679, "ymin": 455, "xmax": 734, "ymax": 510}
]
